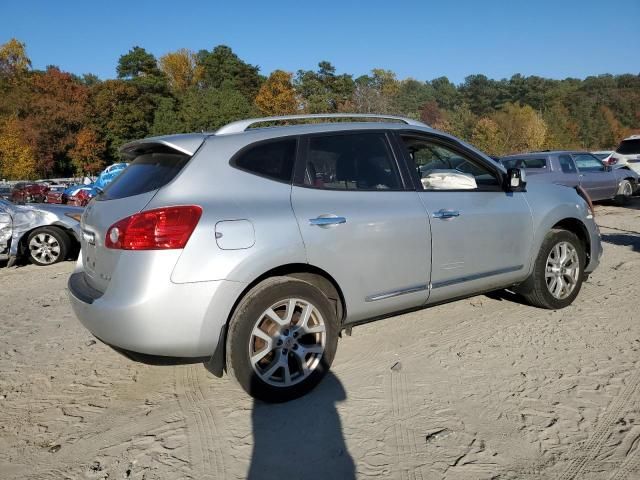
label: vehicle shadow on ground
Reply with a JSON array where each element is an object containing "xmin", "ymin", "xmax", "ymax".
[
  {"xmin": 247, "ymin": 372, "xmax": 355, "ymax": 480},
  {"xmin": 600, "ymin": 232, "xmax": 640, "ymax": 253},
  {"xmin": 484, "ymin": 289, "xmax": 530, "ymax": 305}
]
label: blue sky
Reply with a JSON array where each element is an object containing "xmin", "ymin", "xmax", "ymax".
[{"xmin": 3, "ymin": 0, "xmax": 638, "ymax": 84}]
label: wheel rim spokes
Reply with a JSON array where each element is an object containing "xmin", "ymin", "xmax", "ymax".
[
  {"xmin": 249, "ymin": 298, "xmax": 326, "ymax": 387},
  {"xmin": 545, "ymin": 241, "xmax": 580, "ymax": 300},
  {"xmin": 29, "ymin": 233, "xmax": 60, "ymax": 264}
]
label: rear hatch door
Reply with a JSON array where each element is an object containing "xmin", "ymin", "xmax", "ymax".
[{"xmin": 80, "ymin": 137, "xmax": 204, "ymax": 293}]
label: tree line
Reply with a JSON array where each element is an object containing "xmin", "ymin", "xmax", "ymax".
[{"xmin": 0, "ymin": 38, "xmax": 638, "ymax": 179}]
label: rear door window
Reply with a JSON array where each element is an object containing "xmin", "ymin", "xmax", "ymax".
[
  {"xmin": 100, "ymin": 146, "xmax": 190, "ymax": 200},
  {"xmin": 232, "ymin": 138, "xmax": 297, "ymax": 183},
  {"xmin": 300, "ymin": 132, "xmax": 402, "ymax": 191}
]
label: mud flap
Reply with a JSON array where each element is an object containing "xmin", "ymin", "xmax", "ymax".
[{"xmin": 205, "ymin": 324, "xmax": 227, "ymax": 378}]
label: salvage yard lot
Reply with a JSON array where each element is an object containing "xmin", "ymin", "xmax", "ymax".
[{"xmin": 1, "ymin": 202, "xmax": 639, "ymax": 480}]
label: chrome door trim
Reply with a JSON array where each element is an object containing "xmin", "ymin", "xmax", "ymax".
[
  {"xmin": 431, "ymin": 265, "xmax": 524, "ymax": 289},
  {"xmin": 365, "ymin": 284, "xmax": 428, "ymax": 302}
]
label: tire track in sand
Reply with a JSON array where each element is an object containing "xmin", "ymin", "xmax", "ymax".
[
  {"xmin": 175, "ymin": 365, "xmax": 226, "ymax": 480},
  {"xmin": 557, "ymin": 367, "xmax": 640, "ymax": 480}
]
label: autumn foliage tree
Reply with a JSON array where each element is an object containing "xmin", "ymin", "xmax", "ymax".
[
  {"xmin": 69, "ymin": 127, "xmax": 105, "ymax": 175},
  {"xmin": 255, "ymin": 70, "xmax": 298, "ymax": 115},
  {"xmin": 159, "ymin": 48, "xmax": 202, "ymax": 93},
  {"xmin": 0, "ymin": 116, "xmax": 37, "ymax": 180}
]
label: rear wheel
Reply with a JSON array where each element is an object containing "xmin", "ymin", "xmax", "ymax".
[
  {"xmin": 226, "ymin": 276, "xmax": 339, "ymax": 402},
  {"xmin": 517, "ymin": 229, "xmax": 585, "ymax": 309},
  {"xmin": 26, "ymin": 227, "xmax": 70, "ymax": 266}
]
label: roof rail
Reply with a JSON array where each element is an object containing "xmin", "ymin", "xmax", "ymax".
[{"xmin": 215, "ymin": 113, "xmax": 428, "ymax": 135}]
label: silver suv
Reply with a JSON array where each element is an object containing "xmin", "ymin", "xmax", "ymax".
[{"xmin": 69, "ymin": 114, "xmax": 602, "ymax": 402}]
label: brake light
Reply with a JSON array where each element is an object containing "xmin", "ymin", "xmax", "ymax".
[
  {"xmin": 607, "ymin": 156, "xmax": 618, "ymax": 165},
  {"xmin": 575, "ymin": 186, "xmax": 595, "ymax": 218},
  {"xmin": 106, "ymin": 205, "xmax": 202, "ymax": 250}
]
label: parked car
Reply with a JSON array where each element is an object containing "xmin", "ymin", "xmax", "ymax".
[
  {"xmin": 10, "ymin": 182, "xmax": 49, "ymax": 203},
  {"xmin": 501, "ymin": 151, "xmax": 639, "ymax": 203},
  {"xmin": 67, "ymin": 186, "xmax": 96, "ymax": 206},
  {"xmin": 0, "ymin": 185, "xmax": 11, "ymax": 201},
  {"xmin": 608, "ymin": 135, "xmax": 640, "ymax": 173},
  {"xmin": 64, "ymin": 163, "xmax": 129, "ymax": 207},
  {"xmin": 591, "ymin": 150, "xmax": 614, "ymax": 164},
  {"xmin": 69, "ymin": 114, "xmax": 602, "ymax": 402},
  {"xmin": 44, "ymin": 184, "xmax": 68, "ymax": 204},
  {"xmin": 0, "ymin": 198, "xmax": 82, "ymax": 267}
]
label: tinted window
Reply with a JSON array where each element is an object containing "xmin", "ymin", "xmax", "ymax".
[
  {"xmin": 303, "ymin": 133, "xmax": 401, "ymax": 190},
  {"xmin": 573, "ymin": 154, "xmax": 605, "ymax": 172},
  {"xmin": 502, "ymin": 158, "xmax": 547, "ymax": 169},
  {"xmin": 234, "ymin": 139, "xmax": 296, "ymax": 182},
  {"xmin": 402, "ymin": 136, "xmax": 500, "ymax": 190},
  {"xmin": 559, "ymin": 155, "xmax": 577, "ymax": 173},
  {"xmin": 616, "ymin": 139, "xmax": 640, "ymax": 155},
  {"xmin": 101, "ymin": 146, "xmax": 190, "ymax": 200}
]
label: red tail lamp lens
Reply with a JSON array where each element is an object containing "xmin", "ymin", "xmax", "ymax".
[{"xmin": 105, "ymin": 206, "xmax": 202, "ymax": 250}]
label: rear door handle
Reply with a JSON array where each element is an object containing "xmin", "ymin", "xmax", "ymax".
[
  {"xmin": 309, "ymin": 216, "xmax": 347, "ymax": 227},
  {"xmin": 432, "ymin": 209, "xmax": 460, "ymax": 219}
]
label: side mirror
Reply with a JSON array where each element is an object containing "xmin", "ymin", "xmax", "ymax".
[{"xmin": 506, "ymin": 168, "xmax": 527, "ymax": 192}]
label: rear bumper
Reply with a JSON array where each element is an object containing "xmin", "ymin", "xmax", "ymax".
[{"xmin": 68, "ymin": 259, "xmax": 247, "ymax": 357}]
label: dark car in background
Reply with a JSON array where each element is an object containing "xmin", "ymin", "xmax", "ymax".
[
  {"xmin": 10, "ymin": 183, "xmax": 49, "ymax": 204},
  {"xmin": 45, "ymin": 184, "xmax": 69, "ymax": 204},
  {"xmin": 500, "ymin": 151, "xmax": 639, "ymax": 203}
]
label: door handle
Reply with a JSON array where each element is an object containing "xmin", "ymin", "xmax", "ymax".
[
  {"xmin": 432, "ymin": 209, "xmax": 460, "ymax": 219},
  {"xmin": 309, "ymin": 216, "xmax": 347, "ymax": 227}
]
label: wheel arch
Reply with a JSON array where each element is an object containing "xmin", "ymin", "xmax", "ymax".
[
  {"xmin": 206, "ymin": 262, "xmax": 346, "ymax": 378},
  {"xmin": 551, "ymin": 217, "xmax": 591, "ymax": 265}
]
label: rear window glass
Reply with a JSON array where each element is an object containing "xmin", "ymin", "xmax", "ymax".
[
  {"xmin": 501, "ymin": 158, "xmax": 547, "ymax": 169},
  {"xmin": 100, "ymin": 146, "xmax": 190, "ymax": 200},
  {"xmin": 616, "ymin": 139, "xmax": 640, "ymax": 155},
  {"xmin": 233, "ymin": 138, "xmax": 297, "ymax": 182}
]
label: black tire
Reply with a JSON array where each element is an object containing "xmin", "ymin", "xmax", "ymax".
[
  {"xmin": 614, "ymin": 179, "xmax": 633, "ymax": 205},
  {"xmin": 26, "ymin": 226, "xmax": 70, "ymax": 266},
  {"xmin": 516, "ymin": 229, "xmax": 585, "ymax": 309},
  {"xmin": 226, "ymin": 276, "xmax": 339, "ymax": 403}
]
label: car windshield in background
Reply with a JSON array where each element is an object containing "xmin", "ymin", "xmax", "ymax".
[
  {"xmin": 100, "ymin": 147, "xmax": 191, "ymax": 200},
  {"xmin": 592, "ymin": 153, "xmax": 610, "ymax": 160},
  {"xmin": 502, "ymin": 158, "xmax": 547, "ymax": 169},
  {"xmin": 616, "ymin": 139, "xmax": 640, "ymax": 155}
]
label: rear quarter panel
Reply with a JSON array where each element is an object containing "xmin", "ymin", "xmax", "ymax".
[{"xmin": 150, "ymin": 134, "xmax": 307, "ymax": 284}]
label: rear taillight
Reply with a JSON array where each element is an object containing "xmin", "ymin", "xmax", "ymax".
[
  {"xmin": 106, "ymin": 205, "xmax": 202, "ymax": 250},
  {"xmin": 575, "ymin": 186, "xmax": 595, "ymax": 218},
  {"xmin": 607, "ymin": 156, "xmax": 618, "ymax": 165}
]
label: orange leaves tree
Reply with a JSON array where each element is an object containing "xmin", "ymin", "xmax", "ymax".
[
  {"xmin": 0, "ymin": 116, "xmax": 37, "ymax": 180},
  {"xmin": 69, "ymin": 127, "xmax": 106, "ymax": 175},
  {"xmin": 159, "ymin": 49, "xmax": 202, "ymax": 94},
  {"xmin": 255, "ymin": 70, "xmax": 299, "ymax": 116}
]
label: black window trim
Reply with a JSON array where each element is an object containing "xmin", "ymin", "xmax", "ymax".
[
  {"xmin": 292, "ymin": 129, "xmax": 412, "ymax": 192},
  {"xmin": 393, "ymin": 130, "xmax": 507, "ymax": 193},
  {"xmin": 229, "ymin": 134, "xmax": 300, "ymax": 185}
]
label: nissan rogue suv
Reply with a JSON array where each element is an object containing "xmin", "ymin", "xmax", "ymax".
[{"xmin": 68, "ymin": 114, "xmax": 602, "ymax": 402}]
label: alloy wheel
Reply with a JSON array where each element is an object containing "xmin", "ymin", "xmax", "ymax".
[
  {"xmin": 29, "ymin": 233, "xmax": 61, "ymax": 265},
  {"xmin": 545, "ymin": 241, "xmax": 580, "ymax": 300},
  {"xmin": 249, "ymin": 298, "xmax": 326, "ymax": 387}
]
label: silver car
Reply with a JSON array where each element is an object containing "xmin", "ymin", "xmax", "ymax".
[
  {"xmin": 501, "ymin": 151, "xmax": 639, "ymax": 203},
  {"xmin": 0, "ymin": 199, "xmax": 83, "ymax": 267},
  {"xmin": 68, "ymin": 114, "xmax": 602, "ymax": 402}
]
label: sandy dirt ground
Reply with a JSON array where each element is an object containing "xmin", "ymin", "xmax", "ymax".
[{"xmin": 0, "ymin": 200, "xmax": 639, "ymax": 480}]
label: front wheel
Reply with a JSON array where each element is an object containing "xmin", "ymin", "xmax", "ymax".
[
  {"xmin": 26, "ymin": 227, "xmax": 70, "ymax": 266},
  {"xmin": 226, "ymin": 276, "xmax": 339, "ymax": 402},
  {"xmin": 517, "ymin": 229, "xmax": 585, "ymax": 309}
]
